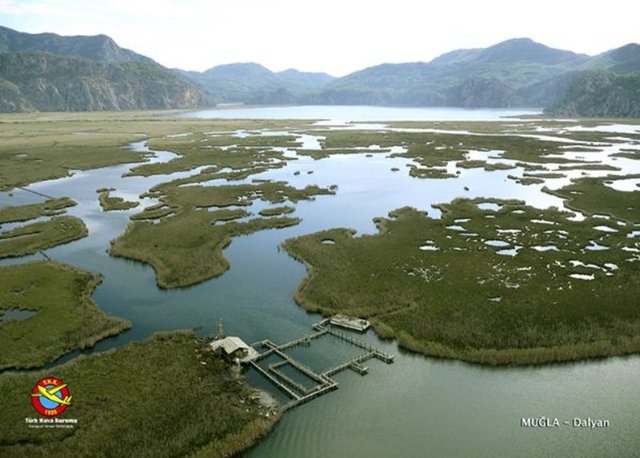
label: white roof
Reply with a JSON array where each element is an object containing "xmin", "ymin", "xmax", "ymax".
[{"xmin": 210, "ymin": 336, "xmax": 249, "ymax": 355}]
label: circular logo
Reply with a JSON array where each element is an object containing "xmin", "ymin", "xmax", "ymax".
[{"xmin": 31, "ymin": 377, "xmax": 72, "ymax": 417}]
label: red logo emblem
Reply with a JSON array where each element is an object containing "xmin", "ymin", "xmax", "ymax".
[{"xmin": 31, "ymin": 377, "xmax": 72, "ymax": 417}]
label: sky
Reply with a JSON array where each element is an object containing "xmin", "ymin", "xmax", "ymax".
[{"xmin": 0, "ymin": 0, "xmax": 638, "ymax": 76}]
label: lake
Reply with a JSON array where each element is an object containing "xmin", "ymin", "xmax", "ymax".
[
  {"xmin": 1, "ymin": 106, "xmax": 638, "ymax": 457},
  {"xmin": 179, "ymin": 105, "xmax": 542, "ymax": 122}
]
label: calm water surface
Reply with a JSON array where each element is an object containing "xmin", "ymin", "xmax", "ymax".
[
  {"xmin": 179, "ymin": 105, "xmax": 541, "ymax": 122},
  {"xmin": 1, "ymin": 107, "xmax": 638, "ymax": 457}
]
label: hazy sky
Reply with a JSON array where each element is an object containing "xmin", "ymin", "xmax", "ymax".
[{"xmin": 1, "ymin": 0, "xmax": 638, "ymax": 76}]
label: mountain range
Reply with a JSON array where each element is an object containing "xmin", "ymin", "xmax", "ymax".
[{"xmin": 0, "ymin": 25, "xmax": 639, "ymax": 116}]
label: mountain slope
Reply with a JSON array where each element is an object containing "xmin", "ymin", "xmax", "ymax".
[
  {"xmin": 319, "ymin": 38, "xmax": 592, "ymax": 107},
  {"xmin": 0, "ymin": 52, "xmax": 201, "ymax": 112},
  {"xmin": 0, "ymin": 27, "xmax": 204, "ymax": 112},
  {"xmin": 545, "ymin": 70, "xmax": 640, "ymax": 117},
  {"xmin": 584, "ymin": 43, "xmax": 640, "ymax": 73},
  {"xmin": 0, "ymin": 25, "xmax": 152, "ymax": 64}
]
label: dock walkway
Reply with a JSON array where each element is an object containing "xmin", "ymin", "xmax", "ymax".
[{"xmin": 245, "ymin": 318, "xmax": 394, "ymax": 411}]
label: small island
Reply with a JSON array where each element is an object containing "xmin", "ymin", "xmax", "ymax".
[{"xmin": 97, "ymin": 188, "xmax": 140, "ymax": 211}]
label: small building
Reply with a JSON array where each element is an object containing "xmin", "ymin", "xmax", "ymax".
[{"xmin": 210, "ymin": 336, "xmax": 258, "ymax": 363}]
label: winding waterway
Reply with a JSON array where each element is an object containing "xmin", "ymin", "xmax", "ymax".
[{"xmin": 1, "ymin": 107, "xmax": 639, "ymax": 457}]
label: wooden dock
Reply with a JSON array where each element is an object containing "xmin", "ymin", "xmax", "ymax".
[
  {"xmin": 319, "ymin": 325, "xmax": 395, "ymax": 363},
  {"xmin": 245, "ymin": 318, "xmax": 394, "ymax": 411}
]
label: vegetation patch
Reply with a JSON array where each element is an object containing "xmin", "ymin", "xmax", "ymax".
[
  {"xmin": 129, "ymin": 203, "xmax": 173, "ymax": 221},
  {"xmin": 523, "ymin": 171, "xmax": 566, "ymax": 179},
  {"xmin": 508, "ymin": 175, "xmax": 545, "ymax": 186},
  {"xmin": 0, "ymin": 331, "xmax": 279, "ymax": 457},
  {"xmin": 111, "ymin": 179, "xmax": 333, "ymax": 288},
  {"xmin": 409, "ymin": 166, "xmax": 456, "ymax": 179},
  {"xmin": 0, "ymin": 197, "xmax": 76, "ymax": 224},
  {"xmin": 0, "ymin": 120, "xmax": 146, "ymax": 191},
  {"xmin": 314, "ymin": 129, "xmax": 580, "ymax": 165},
  {"xmin": 546, "ymin": 177, "xmax": 640, "ymax": 223},
  {"xmin": 97, "ymin": 189, "xmax": 139, "ymax": 211},
  {"xmin": 0, "ymin": 216, "xmax": 88, "ymax": 258},
  {"xmin": 284, "ymin": 198, "xmax": 640, "ymax": 365},
  {"xmin": 0, "ymin": 261, "xmax": 130, "ymax": 369},
  {"xmin": 557, "ymin": 163, "xmax": 620, "ymax": 171},
  {"xmin": 457, "ymin": 160, "xmax": 515, "ymax": 171},
  {"xmin": 383, "ymin": 121, "xmax": 516, "ymax": 133},
  {"xmin": 307, "ymin": 128, "xmax": 608, "ymax": 184},
  {"xmin": 259, "ymin": 206, "xmax": 295, "ymax": 217},
  {"xmin": 127, "ymin": 133, "xmax": 294, "ymax": 177},
  {"xmin": 612, "ymin": 150, "xmax": 640, "ymax": 160}
]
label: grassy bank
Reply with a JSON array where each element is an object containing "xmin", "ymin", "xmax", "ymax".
[
  {"xmin": 284, "ymin": 198, "xmax": 640, "ymax": 365},
  {"xmin": 0, "ymin": 331, "xmax": 279, "ymax": 457},
  {"xmin": 0, "ymin": 215, "xmax": 88, "ymax": 258},
  {"xmin": 0, "ymin": 197, "xmax": 76, "ymax": 224},
  {"xmin": 0, "ymin": 261, "xmax": 131, "ymax": 369}
]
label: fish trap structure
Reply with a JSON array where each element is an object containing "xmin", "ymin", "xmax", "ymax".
[{"xmin": 246, "ymin": 318, "xmax": 394, "ymax": 411}]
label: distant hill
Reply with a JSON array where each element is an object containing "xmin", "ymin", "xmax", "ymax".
[
  {"xmin": 179, "ymin": 63, "xmax": 336, "ymax": 104},
  {"xmin": 316, "ymin": 38, "xmax": 592, "ymax": 108},
  {"xmin": 0, "ymin": 26, "xmax": 204, "ymax": 112},
  {"xmin": 472, "ymin": 38, "xmax": 588, "ymax": 65},
  {"xmin": 310, "ymin": 38, "xmax": 640, "ymax": 116}
]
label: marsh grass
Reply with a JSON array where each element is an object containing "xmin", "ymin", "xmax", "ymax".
[
  {"xmin": 259, "ymin": 206, "xmax": 295, "ymax": 217},
  {"xmin": 127, "ymin": 131, "xmax": 296, "ymax": 177},
  {"xmin": 110, "ymin": 209, "xmax": 301, "ymax": 288},
  {"xmin": 457, "ymin": 160, "xmax": 516, "ymax": 171},
  {"xmin": 0, "ymin": 122, "xmax": 146, "ymax": 190},
  {"xmin": 0, "ymin": 216, "xmax": 88, "ymax": 258},
  {"xmin": 612, "ymin": 150, "xmax": 640, "ymax": 160},
  {"xmin": 112, "ymin": 181, "xmax": 333, "ymax": 288},
  {"xmin": 0, "ymin": 112, "xmax": 312, "ymax": 190},
  {"xmin": 523, "ymin": 172, "xmax": 566, "ymax": 179},
  {"xmin": 0, "ymin": 261, "xmax": 130, "ymax": 369},
  {"xmin": 0, "ymin": 197, "xmax": 76, "ymax": 224},
  {"xmin": 545, "ymin": 177, "xmax": 640, "ymax": 223},
  {"xmin": 557, "ymin": 163, "xmax": 620, "ymax": 171},
  {"xmin": 0, "ymin": 331, "xmax": 278, "ymax": 457},
  {"xmin": 97, "ymin": 189, "xmax": 139, "ymax": 211},
  {"xmin": 284, "ymin": 199, "xmax": 640, "ymax": 365},
  {"xmin": 508, "ymin": 175, "xmax": 545, "ymax": 185}
]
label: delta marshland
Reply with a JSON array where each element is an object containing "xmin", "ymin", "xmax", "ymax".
[{"xmin": 1, "ymin": 109, "xmax": 640, "ymax": 455}]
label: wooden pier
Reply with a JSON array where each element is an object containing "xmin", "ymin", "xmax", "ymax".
[{"xmin": 245, "ymin": 318, "xmax": 394, "ymax": 411}]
